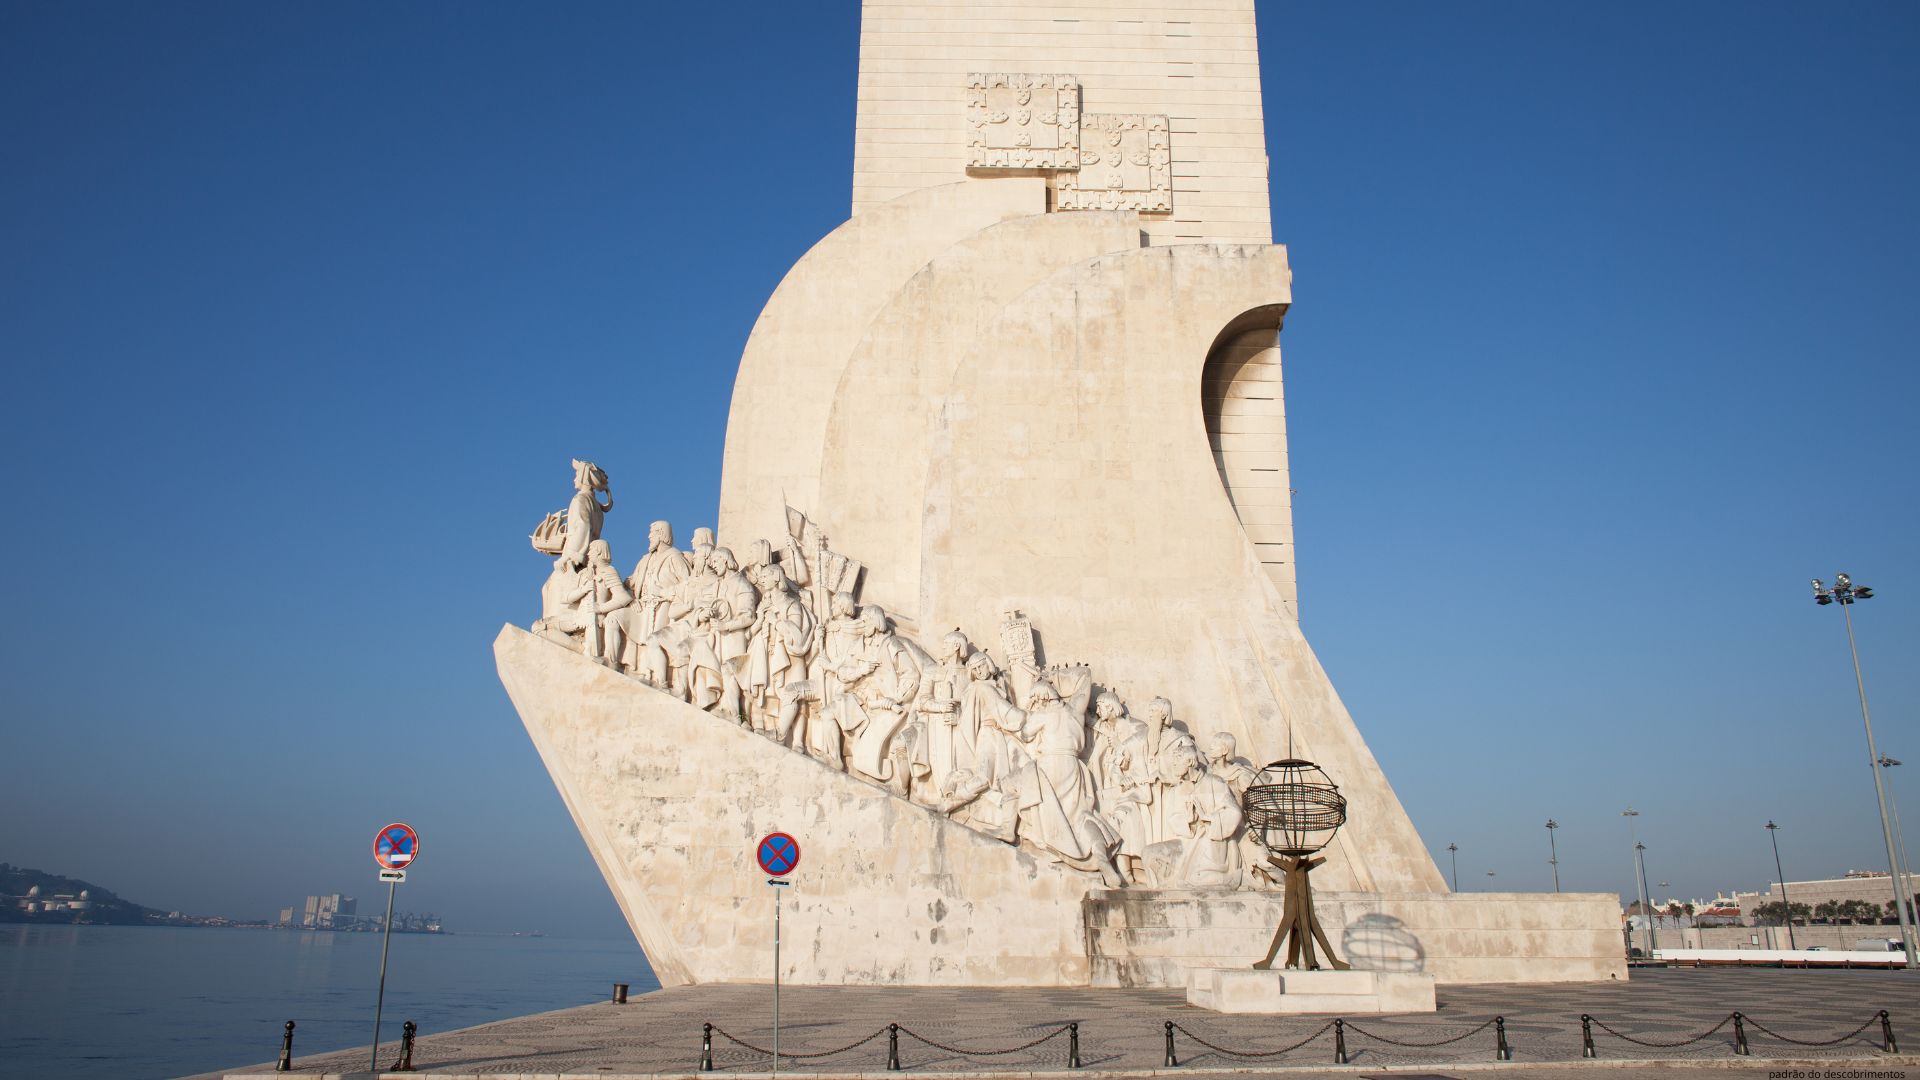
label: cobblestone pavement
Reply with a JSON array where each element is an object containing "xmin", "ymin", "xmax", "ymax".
[{"xmin": 207, "ymin": 967, "xmax": 1920, "ymax": 1078}]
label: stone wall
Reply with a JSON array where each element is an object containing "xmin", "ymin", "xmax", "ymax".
[
  {"xmin": 852, "ymin": 0, "xmax": 1274, "ymax": 247},
  {"xmin": 1086, "ymin": 889, "xmax": 1628, "ymax": 986}
]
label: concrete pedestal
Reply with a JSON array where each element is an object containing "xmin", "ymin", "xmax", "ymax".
[{"xmin": 1186, "ymin": 968, "xmax": 1438, "ymax": 1014}]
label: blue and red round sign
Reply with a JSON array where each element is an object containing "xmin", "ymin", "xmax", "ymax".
[
  {"xmin": 757, "ymin": 832, "xmax": 800, "ymax": 878},
  {"xmin": 374, "ymin": 823, "xmax": 420, "ymax": 871}
]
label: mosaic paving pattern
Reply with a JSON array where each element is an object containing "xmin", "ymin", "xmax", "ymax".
[{"xmin": 206, "ymin": 968, "xmax": 1920, "ymax": 1077}]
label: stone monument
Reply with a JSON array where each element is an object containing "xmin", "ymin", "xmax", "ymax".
[{"xmin": 495, "ymin": 0, "xmax": 1625, "ymax": 994}]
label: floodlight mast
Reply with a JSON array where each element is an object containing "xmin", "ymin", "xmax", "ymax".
[
  {"xmin": 1545, "ymin": 819, "xmax": 1561, "ymax": 893},
  {"xmin": 1810, "ymin": 574, "xmax": 1914, "ymax": 968}
]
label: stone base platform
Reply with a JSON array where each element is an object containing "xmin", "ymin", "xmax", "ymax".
[
  {"xmin": 1086, "ymin": 888, "xmax": 1627, "ymax": 987},
  {"xmin": 1185, "ymin": 967, "xmax": 1437, "ymax": 1013},
  {"xmin": 197, "ymin": 968, "xmax": 1919, "ymax": 1077}
]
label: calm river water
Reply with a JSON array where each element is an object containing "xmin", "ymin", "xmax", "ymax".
[{"xmin": 0, "ymin": 924, "xmax": 654, "ymax": 1079}]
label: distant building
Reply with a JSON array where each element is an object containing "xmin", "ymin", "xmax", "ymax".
[
  {"xmin": 299, "ymin": 894, "xmax": 357, "ymax": 928},
  {"xmin": 12, "ymin": 885, "xmax": 94, "ymax": 916},
  {"xmin": 1734, "ymin": 870, "xmax": 1919, "ymax": 924},
  {"xmin": 277, "ymin": 907, "xmax": 295, "ymax": 926}
]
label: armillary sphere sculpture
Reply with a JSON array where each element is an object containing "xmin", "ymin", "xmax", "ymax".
[{"xmin": 1243, "ymin": 759, "xmax": 1351, "ymax": 971}]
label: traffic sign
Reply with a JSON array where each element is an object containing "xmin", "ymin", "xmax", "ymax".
[
  {"xmin": 374, "ymin": 823, "xmax": 420, "ymax": 870},
  {"xmin": 379, "ymin": 869, "xmax": 407, "ymax": 883},
  {"xmin": 757, "ymin": 832, "xmax": 800, "ymax": 877}
]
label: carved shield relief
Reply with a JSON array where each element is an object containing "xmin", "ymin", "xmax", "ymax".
[
  {"xmin": 966, "ymin": 73, "xmax": 1081, "ymax": 170},
  {"xmin": 1056, "ymin": 113, "xmax": 1173, "ymax": 213}
]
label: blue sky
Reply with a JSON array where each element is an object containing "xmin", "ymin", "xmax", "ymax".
[{"xmin": 2, "ymin": 2, "xmax": 1915, "ymax": 939}]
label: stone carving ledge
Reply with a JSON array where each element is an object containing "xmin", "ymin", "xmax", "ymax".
[{"xmin": 524, "ymin": 460, "xmax": 1265, "ymax": 892}]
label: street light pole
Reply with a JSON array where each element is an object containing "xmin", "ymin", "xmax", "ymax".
[
  {"xmin": 1812, "ymin": 574, "xmax": 1916, "ymax": 967},
  {"xmin": 1879, "ymin": 757, "xmax": 1915, "ymax": 931},
  {"xmin": 1766, "ymin": 820, "xmax": 1797, "ymax": 950},
  {"xmin": 1546, "ymin": 819, "xmax": 1561, "ymax": 893},
  {"xmin": 1623, "ymin": 808, "xmax": 1655, "ymax": 958},
  {"xmin": 1447, "ymin": 844, "xmax": 1459, "ymax": 892}
]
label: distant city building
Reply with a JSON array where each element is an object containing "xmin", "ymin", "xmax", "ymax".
[
  {"xmin": 280, "ymin": 894, "xmax": 439, "ymax": 933},
  {"xmin": 11, "ymin": 885, "xmax": 93, "ymax": 915},
  {"xmin": 299, "ymin": 894, "xmax": 356, "ymax": 928},
  {"xmin": 1734, "ymin": 871, "xmax": 1919, "ymax": 923}
]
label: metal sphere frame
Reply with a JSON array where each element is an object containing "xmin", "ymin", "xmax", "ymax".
[{"xmin": 1243, "ymin": 758, "xmax": 1352, "ymax": 972}]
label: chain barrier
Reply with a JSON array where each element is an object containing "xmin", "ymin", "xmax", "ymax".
[
  {"xmin": 1166, "ymin": 1019, "xmax": 1333, "ymax": 1059},
  {"xmin": 1342, "ymin": 1016, "xmax": 1495, "ymax": 1048},
  {"xmin": 894, "ymin": 1023, "xmax": 1071, "ymax": 1056},
  {"xmin": 708, "ymin": 1023, "xmax": 889, "ymax": 1060},
  {"xmin": 1590, "ymin": 1012, "xmax": 1733, "ymax": 1048},
  {"xmin": 1742, "ymin": 1014, "xmax": 1883, "ymax": 1048}
]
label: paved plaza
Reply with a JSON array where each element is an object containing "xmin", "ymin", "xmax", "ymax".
[{"xmin": 209, "ymin": 967, "xmax": 1920, "ymax": 1078}]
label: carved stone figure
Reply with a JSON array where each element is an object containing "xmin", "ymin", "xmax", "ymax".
[
  {"xmin": 560, "ymin": 460, "xmax": 613, "ymax": 569},
  {"xmin": 1091, "ymin": 693, "xmax": 1155, "ymax": 882},
  {"xmin": 1176, "ymin": 737, "xmax": 1246, "ymax": 888},
  {"xmin": 1206, "ymin": 732, "xmax": 1257, "ymax": 798},
  {"xmin": 1135, "ymin": 697, "xmax": 1182, "ymax": 846},
  {"xmin": 627, "ymin": 520, "xmax": 691, "ymax": 641},
  {"xmin": 838, "ymin": 605, "xmax": 921, "ymax": 784},
  {"xmin": 779, "ymin": 589, "xmax": 866, "ymax": 770},
  {"xmin": 637, "ymin": 537, "xmax": 717, "ymax": 697},
  {"xmin": 1008, "ymin": 678, "xmax": 1128, "ymax": 888},
  {"xmin": 700, "ymin": 547, "xmax": 758, "ymax": 722},
  {"xmin": 917, "ymin": 630, "xmax": 976, "ymax": 795},
  {"xmin": 746, "ymin": 561, "xmax": 814, "ymax": 740},
  {"xmin": 533, "ymin": 539, "xmax": 631, "ymax": 665}
]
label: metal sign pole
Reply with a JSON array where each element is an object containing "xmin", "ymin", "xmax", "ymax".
[
  {"xmin": 773, "ymin": 880, "xmax": 781, "ymax": 1076},
  {"xmin": 370, "ymin": 878, "xmax": 397, "ymax": 1072}
]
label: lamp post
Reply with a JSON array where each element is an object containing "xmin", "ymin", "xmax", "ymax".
[
  {"xmin": 1546, "ymin": 819, "xmax": 1561, "ymax": 893},
  {"xmin": 1486, "ymin": 870, "xmax": 1497, "ymax": 889},
  {"xmin": 1623, "ymin": 808, "xmax": 1655, "ymax": 957},
  {"xmin": 1878, "ymin": 756, "xmax": 1915, "ymax": 930},
  {"xmin": 1811, "ymin": 573, "xmax": 1916, "ymax": 967},
  {"xmin": 1447, "ymin": 844, "xmax": 1459, "ymax": 892},
  {"xmin": 1766, "ymin": 820, "xmax": 1797, "ymax": 950}
]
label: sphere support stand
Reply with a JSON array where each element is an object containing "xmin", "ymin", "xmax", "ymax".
[{"xmin": 1252, "ymin": 852, "xmax": 1350, "ymax": 971}]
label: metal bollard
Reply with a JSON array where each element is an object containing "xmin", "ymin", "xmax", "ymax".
[
  {"xmin": 1883, "ymin": 1010, "xmax": 1899, "ymax": 1054},
  {"xmin": 1069, "ymin": 1021, "xmax": 1081, "ymax": 1068},
  {"xmin": 1732, "ymin": 1012, "xmax": 1749, "ymax": 1056},
  {"xmin": 1164, "ymin": 1020, "xmax": 1178, "ymax": 1067},
  {"xmin": 1580, "ymin": 1014, "xmax": 1596, "ymax": 1058},
  {"xmin": 276, "ymin": 1020, "xmax": 295, "ymax": 1072},
  {"xmin": 888, "ymin": 1023, "xmax": 901, "ymax": 1071},
  {"xmin": 1495, "ymin": 1015, "xmax": 1511, "ymax": 1060},
  {"xmin": 390, "ymin": 1020, "xmax": 417, "ymax": 1072},
  {"xmin": 1333, "ymin": 1018, "xmax": 1348, "ymax": 1064},
  {"xmin": 700, "ymin": 1022, "xmax": 714, "ymax": 1071},
  {"xmin": 613, "ymin": 982, "xmax": 629, "ymax": 1004}
]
